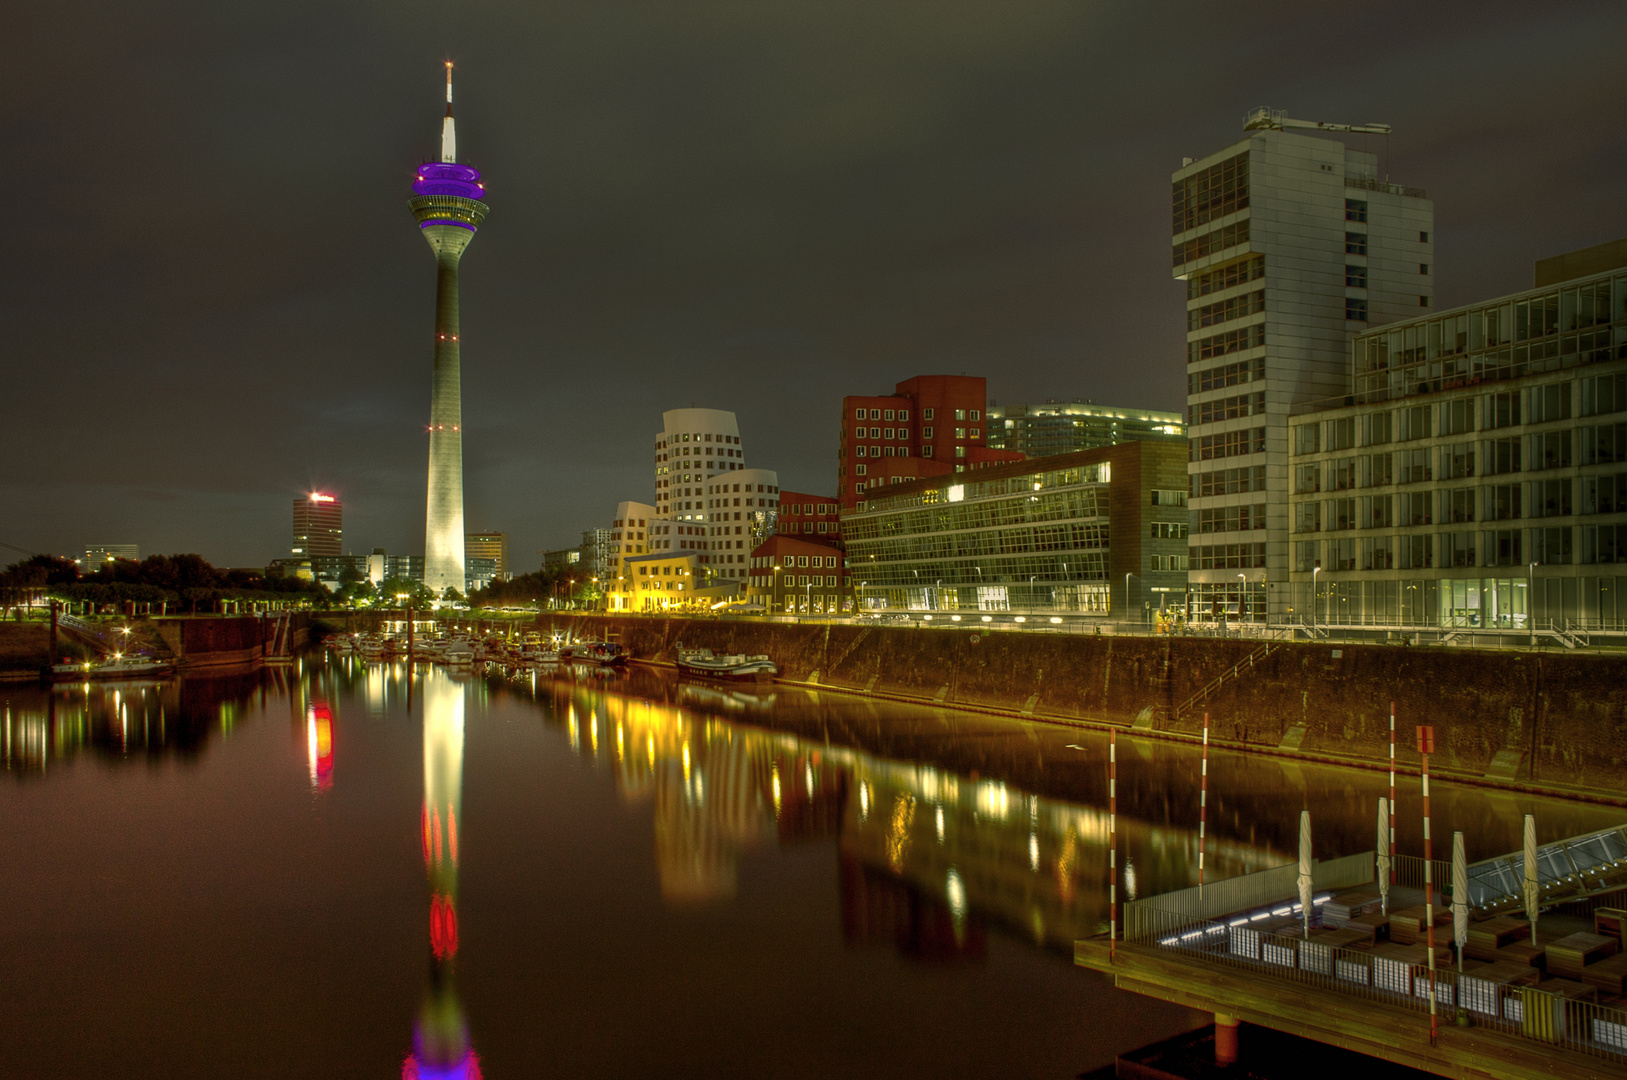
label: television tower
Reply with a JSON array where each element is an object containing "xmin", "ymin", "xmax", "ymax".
[{"xmin": 409, "ymin": 63, "xmax": 489, "ymax": 600}]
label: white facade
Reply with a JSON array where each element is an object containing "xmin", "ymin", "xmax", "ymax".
[
  {"xmin": 1173, "ymin": 127, "xmax": 1434, "ymax": 620},
  {"xmin": 655, "ymin": 408, "xmax": 749, "ymax": 521}
]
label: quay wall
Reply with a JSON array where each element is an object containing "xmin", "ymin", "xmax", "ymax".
[
  {"xmin": 532, "ymin": 615, "xmax": 1627, "ymax": 794},
  {"xmin": 153, "ymin": 614, "xmax": 311, "ymax": 668}
]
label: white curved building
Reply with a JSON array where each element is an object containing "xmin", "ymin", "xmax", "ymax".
[{"xmin": 656, "ymin": 408, "xmax": 748, "ymax": 521}]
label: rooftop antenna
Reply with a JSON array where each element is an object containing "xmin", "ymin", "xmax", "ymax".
[
  {"xmin": 441, "ymin": 62, "xmax": 457, "ymax": 164},
  {"xmin": 1243, "ymin": 107, "xmax": 1390, "ymax": 136}
]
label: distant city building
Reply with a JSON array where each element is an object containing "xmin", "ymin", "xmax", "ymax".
[
  {"xmin": 82, "ymin": 544, "xmax": 138, "ymax": 565},
  {"xmin": 746, "ymin": 536, "xmax": 848, "ymax": 615},
  {"xmin": 986, "ymin": 401, "xmax": 1184, "ymax": 458},
  {"xmin": 385, "ymin": 554, "xmax": 425, "ymax": 583},
  {"xmin": 465, "ymin": 531, "xmax": 508, "ymax": 580},
  {"xmin": 1287, "ymin": 238, "xmax": 1627, "ymax": 631},
  {"xmin": 580, "ymin": 528, "xmax": 612, "ymax": 576},
  {"xmin": 310, "ymin": 554, "xmax": 369, "ymax": 591},
  {"xmin": 839, "ymin": 375, "xmax": 1024, "ymax": 510},
  {"xmin": 1176, "ymin": 114, "xmax": 1434, "ymax": 621},
  {"xmin": 292, "ymin": 493, "xmax": 343, "ymax": 557},
  {"xmin": 367, "ymin": 548, "xmax": 386, "ymax": 586},
  {"xmin": 465, "ymin": 556, "xmax": 499, "ymax": 593},
  {"xmin": 542, "ymin": 546, "xmax": 583, "ymax": 571},
  {"xmin": 844, "ymin": 441, "xmax": 1190, "ymax": 619}
]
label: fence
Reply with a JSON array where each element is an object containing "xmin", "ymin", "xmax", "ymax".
[{"xmin": 1125, "ymin": 852, "xmax": 1378, "ymax": 941}]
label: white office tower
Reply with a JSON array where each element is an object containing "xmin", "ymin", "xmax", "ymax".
[
  {"xmin": 1174, "ymin": 111, "xmax": 1434, "ymax": 622},
  {"xmin": 655, "ymin": 408, "xmax": 749, "ymax": 521}
]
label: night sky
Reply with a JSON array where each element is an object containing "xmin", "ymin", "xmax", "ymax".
[{"xmin": 6, "ymin": 1, "xmax": 1625, "ymax": 569}]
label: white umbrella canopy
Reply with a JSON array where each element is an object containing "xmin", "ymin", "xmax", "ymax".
[
  {"xmin": 1523, "ymin": 814, "xmax": 1540, "ymax": 943},
  {"xmin": 1452, "ymin": 831, "xmax": 1469, "ymax": 972},
  {"xmin": 1298, "ymin": 810, "xmax": 1314, "ymax": 939},
  {"xmin": 1376, "ymin": 797, "xmax": 1391, "ymax": 914}
]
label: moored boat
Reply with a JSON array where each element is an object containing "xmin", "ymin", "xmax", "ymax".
[
  {"xmin": 579, "ymin": 642, "xmax": 629, "ymax": 667},
  {"xmin": 674, "ymin": 646, "xmax": 776, "ymax": 682},
  {"xmin": 51, "ymin": 656, "xmax": 175, "ymax": 682}
]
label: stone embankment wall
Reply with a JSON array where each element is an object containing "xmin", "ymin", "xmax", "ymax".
[
  {"xmin": 153, "ymin": 614, "xmax": 311, "ymax": 668},
  {"xmin": 535, "ymin": 615, "xmax": 1627, "ymax": 794}
]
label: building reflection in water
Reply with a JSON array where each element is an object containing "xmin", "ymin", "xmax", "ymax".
[
  {"xmin": 494, "ymin": 669, "xmax": 1291, "ymax": 959},
  {"xmin": 405, "ymin": 668, "xmax": 481, "ymax": 1080}
]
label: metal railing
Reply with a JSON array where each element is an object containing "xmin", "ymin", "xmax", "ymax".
[
  {"xmin": 1126, "ymin": 903, "xmax": 1627, "ymax": 1067},
  {"xmin": 1174, "ymin": 641, "xmax": 1279, "ymax": 718}
]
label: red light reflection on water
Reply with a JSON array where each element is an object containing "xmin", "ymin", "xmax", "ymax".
[
  {"xmin": 429, "ymin": 893, "xmax": 459, "ymax": 959},
  {"xmin": 306, "ymin": 704, "xmax": 333, "ymax": 791}
]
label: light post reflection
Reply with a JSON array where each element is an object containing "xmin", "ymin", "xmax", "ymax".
[{"xmin": 405, "ymin": 669, "xmax": 480, "ymax": 1080}]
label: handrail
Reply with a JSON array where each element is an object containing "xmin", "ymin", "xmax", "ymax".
[{"xmin": 1174, "ymin": 641, "xmax": 1279, "ymax": 718}]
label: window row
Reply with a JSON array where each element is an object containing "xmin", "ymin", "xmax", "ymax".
[
  {"xmin": 1172, "ymin": 152, "xmax": 1248, "ymax": 235},
  {"xmin": 1190, "ymin": 543, "xmax": 1267, "ymax": 570},
  {"xmin": 1189, "ymin": 323, "xmax": 1265, "ymax": 364},
  {"xmin": 1150, "ymin": 521, "xmax": 1189, "ymax": 539},
  {"xmin": 1191, "ymin": 427, "xmax": 1267, "ymax": 461},
  {"xmin": 1192, "ymin": 464, "xmax": 1267, "ymax": 498},
  {"xmin": 1187, "ymin": 255, "xmax": 1264, "ymax": 301},
  {"xmin": 1189, "ymin": 356, "xmax": 1265, "ymax": 395},
  {"xmin": 1292, "ymin": 475, "xmax": 1627, "ymax": 530},
  {"xmin": 1189, "ymin": 289, "xmax": 1265, "ymax": 331},
  {"xmin": 1198, "ymin": 503, "xmax": 1267, "ymax": 533},
  {"xmin": 854, "ymin": 407, "xmax": 912, "ymax": 422},
  {"xmin": 1173, "ymin": 220, "xmax": 1250, "ymax": 269},
  {"xmin": 1293, "ymin": 526, "xmax": 1627, "ymax": 570}
]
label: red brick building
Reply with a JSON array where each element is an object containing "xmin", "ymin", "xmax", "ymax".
[
  {"xmin": 838, "ymin": 375, "xmax": 1023, "ymax": 509},
  {"xmin": 746, "ymin": 535, "xmax": 849, "ymax": 615},
  {"xmin": 776, "ymin": 490, "xmax": 843, "ymax": 543}
]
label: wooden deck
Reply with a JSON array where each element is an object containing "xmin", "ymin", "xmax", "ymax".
[{"xmin": 1076, "ymin": 938, "xmax": 1627, "ymax": 1080}]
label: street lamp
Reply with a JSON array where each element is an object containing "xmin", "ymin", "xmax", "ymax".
[
  {"xmin": 1124, "ymin": 572, "xmax": 1137, "ymax": 626},
  {"xmin": 1312, "ymin": 565, "xmax": 1321, "ymax": 635},
  {"xmin": 1238, "ymin": 572, "xmax": 1247, "ymax": 631},
  {"xmin": 1528, "ymin": 561, "xmax": 1539, "ymax": 646},
  {"xmin": 936, "ymin": 578, "xmax": 942, "ymax": 612}
]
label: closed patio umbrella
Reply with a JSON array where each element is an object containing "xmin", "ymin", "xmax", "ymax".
[
  {"xmin": 1523, "ymin": 814, "xmax": 1539, "ymax": 944},
  {"xmin": 1376, "ymin": 797, "xmax": 1391, "ymax": 915},
  {"xmin": 1452, "ymin": 831, "xmax": 1469, "ymax": 973},
  {"xmin": 1298, "ymin": 810, "xmax": 1314, "ymax": 939}
]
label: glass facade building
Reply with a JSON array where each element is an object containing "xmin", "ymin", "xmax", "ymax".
[
  {"xmin": 842, "ymin": 441, "xmax": 1188, "ymax": 619},
  {"xmin": 986, "ymin": 401, "xmax": 1184, "ymax": 458},
  {"xmin": 1287, "ymin": 245, "xmax": 1627, "ymax": 633}
]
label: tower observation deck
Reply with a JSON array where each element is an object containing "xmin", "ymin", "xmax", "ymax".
[{"xmin": 410, "ymin": 63, "xmax": 490, "ymax": 600}]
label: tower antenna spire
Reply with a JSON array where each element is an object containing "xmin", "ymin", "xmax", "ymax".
[{"xmin": 440, "ymin": 62, "xmax": 457, "ymax": 163}]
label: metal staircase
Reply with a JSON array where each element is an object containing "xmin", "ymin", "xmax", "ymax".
[{"xmin": 1174, "ymin": 642, "xmax": 1280, "ymax": 720}]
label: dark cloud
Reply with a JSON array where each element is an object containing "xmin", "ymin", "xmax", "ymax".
[{"xmin": 4, "ymin": 1, "xmax": 1625, "ymax": 566}]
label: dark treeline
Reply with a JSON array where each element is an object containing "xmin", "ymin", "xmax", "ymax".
[
  {"xmin": 0, "ymin": 553, "xmax": 327, "ymax": 612},
  {"xmin": 470, "ymin": 565, "xmax": 598, "ymax": 608}
]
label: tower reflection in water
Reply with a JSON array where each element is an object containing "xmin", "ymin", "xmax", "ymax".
[{"xmin": 405, "ymin": 669, "xmax": 481, "ymax": 1080}]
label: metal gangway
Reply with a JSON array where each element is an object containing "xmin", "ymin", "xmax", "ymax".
[{"xmin": 1463, "ymin": 823, "xmax": 1627, "ymax": 914}]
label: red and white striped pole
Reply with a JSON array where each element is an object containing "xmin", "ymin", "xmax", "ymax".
[
  {"xmin": 1199, "ymin": 712, "xmax": 1209, "ymax": 888},
  {"xmin": 1389, "ymin": 701, "xmax": 1398, "ymax": 886},
  {"xmin": 1110, "ymin": 729, "xmax": 1118, "ymax": 958},
  {"xmin": 1419, "ymin": 724, "xmax": 1438, "ymax": 1045}
]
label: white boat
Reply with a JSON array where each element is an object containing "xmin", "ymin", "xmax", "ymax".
[
  {"xmin": 52, "ymin": 656, "xmax": 175, "ymax": 682},
  {"xmin": 674, "ymin": 646, "xmax": 776, "ymax": 682}
]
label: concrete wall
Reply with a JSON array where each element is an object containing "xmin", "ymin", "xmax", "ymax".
[
  {"xmin": 153, "ymin": 614, "xmax": 310, "ymax": 668},
  {"xmin": 537, "ymin": 615, "xmax": 1627, "ymax": 794}
]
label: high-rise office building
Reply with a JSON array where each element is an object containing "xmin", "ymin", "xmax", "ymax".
[
  {"xmin": 1175, "ymin": 111, "xmax": 1434, "ymax": 621},
  {"xmin": 838, "ymin": 375, "xmax": 1023, "ymax": 510},
  {"xmin": 292, "ymin": 493, "xmax": 342, "ymax": 557},
  {"xmin": 464, "ymin": 532, "xmax": 508, "ymax": 581},
  {"xmin": 409, "ymin": 63, "xmax": 490, "ymax": 599},
  {"xmin": 986, "ymin": 401, "xmax": 1185, "ymax": 458}
]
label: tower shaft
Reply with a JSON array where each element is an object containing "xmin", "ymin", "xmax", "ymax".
[{"xmin": 424, "ymin": 236, "xmax": 468, "ymax": 598}]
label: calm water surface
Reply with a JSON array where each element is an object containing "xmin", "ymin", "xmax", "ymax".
[{"xmin": 3, "ymin": 658, "xmax": 1620, "ymax": 1078}]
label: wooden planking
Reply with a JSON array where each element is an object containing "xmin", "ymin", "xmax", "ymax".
[{"xmin": 1075, "ymin": 938, "xmax": 1627, "ymax": 1080}]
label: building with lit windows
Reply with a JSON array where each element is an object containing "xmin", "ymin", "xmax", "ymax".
[
  {"xmin": 81, "ymin": 544, "xmax": 138, "ymax": 566},
  {"xmin": 746, "ymin": 536, "xmax": 848, "ymax": 615},
  {"xmin": 842, "ymin": 441, "xmax": 1189, "ymax": 619},
  {"xmin": 464, "ymin": 531, "xmax": 507, "ymax": 580},
  {"xmin": 292, "ymin": 493, "xmax": 342, "ymax": 557},
  {"xmin": 654, "ymin": 408, "xmax": 752, "ymax": 521},
  {"xmin": 623, "ymin": 553, "xmax": 705, "ymax": 612},
  {"xmin": 839, "ymin": 375, "xmax": 1024, "ymax": 510},
  {"xmin": 1286, "ymin": 238, "xmax": 1627, "ymax": 634},
  {"xmin": 986, "ymin": 401, "xmax": 1184, "ymax": 458},
  {"xmin": 1175, "ymin": 115, "xmax": 1433, "ymax": 621}
]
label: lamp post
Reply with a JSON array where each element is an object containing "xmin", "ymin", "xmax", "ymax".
[
  {"xmin": 1312, "ymin": 565, "xmax": 1321, "ymax": 635},
  {"xmin": 1238, "ymin": 572, "xmax": 1247, "ymax": 630},
  {"xmin": 935, "ymin": 578, "xmax": 942, "ymax": 612},
  {"xmin": 1528, "ymin": 561, "xmax": 1538, "ymax": 646},
  {"xmin": 1124, "ymin": 572, "xmax": 1137, "ymax": 628}
]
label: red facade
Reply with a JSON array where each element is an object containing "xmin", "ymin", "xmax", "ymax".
[{"xmin": 838, "ymin": 375, "xmax": 1023, "ymax": 509}]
